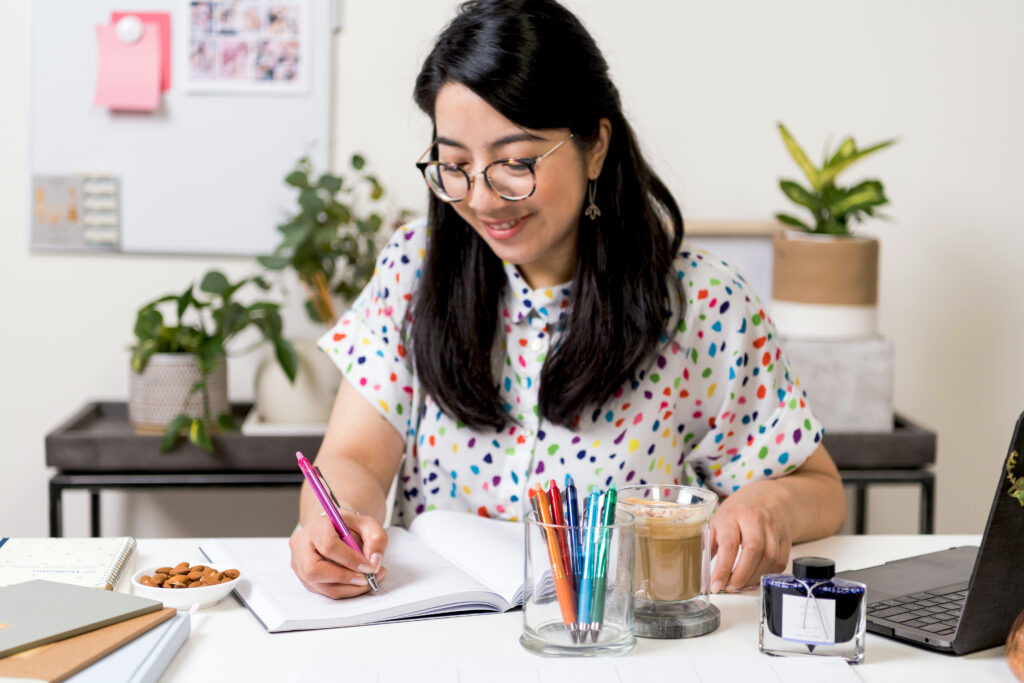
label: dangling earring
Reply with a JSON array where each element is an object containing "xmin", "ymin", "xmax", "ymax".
[{"xmin": 585, "ymin": 179, "xmax": 601, "ymax": 220}]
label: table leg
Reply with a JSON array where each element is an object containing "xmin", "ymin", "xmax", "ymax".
[
  {"xmin": 855, "ymin": 483, "xmax": 868, "ymax": 534},
  {"xmin": 90, "ymin": 490, "xmax": 101, "ymax": 537},
  {"xmin": 49, "ymin": 478, "xmax": 63, "ymax": 537},
  {"xmin": 920, "ymin": 474, "xmax": 935, "ymax": 535}
]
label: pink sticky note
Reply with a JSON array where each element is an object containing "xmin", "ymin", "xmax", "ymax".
[
  {"xmin": 111, "ymin": 11, "xmax": 171, "ymax": 90},
  {"xmin": 94, "ymin": 22, "xmax": 161, "ymax": 111}
]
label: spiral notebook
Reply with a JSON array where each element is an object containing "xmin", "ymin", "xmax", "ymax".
[{"xmin": 0, "ymin": 537, "xmax": 137, "ymax": 590}]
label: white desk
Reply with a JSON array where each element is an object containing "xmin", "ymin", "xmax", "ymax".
[{"xmin": 136, "ymin": 534, "xmax": 1015, "ymax": 682}]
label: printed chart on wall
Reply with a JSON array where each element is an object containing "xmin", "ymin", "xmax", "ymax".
[
  {"xmin": 183, "ymin": 1, "xmax": 311, "ymax": 95},
  {"xmin": 29, "ymin": 0, "xmax": 332, "ymax": 255}
]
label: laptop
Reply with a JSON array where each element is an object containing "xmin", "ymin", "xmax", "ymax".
[{"xmin": 835, "ymin": 411, "xmax": 1024, "ymax": 655}]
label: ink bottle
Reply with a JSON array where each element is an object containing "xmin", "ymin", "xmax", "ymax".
[{"xmin": 759, "ymin": 556, "xmax": 866, "ymax": 663}]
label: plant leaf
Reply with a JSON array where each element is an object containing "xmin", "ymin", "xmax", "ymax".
[
  {"xmin": 304, "ymin": 300, "xmax": 324, "ymax": 323},
  {"xmin": 216, "ymin": 412, "xmax": 239, "ymax": 432},
  {"xmin": 830, "ymin": 184, "xmax": 889, "ymax": 217},
  {"xmin": 160, "ymin": 414, "xmax": 192, "ymax": 452},
  {"xmin": 779, "ymin": 180, "xmax": 818, "ymax": 210},
  {"xmin": 285, "ymin": 169, "xmax": 309, "ymax": 188},
  {"xmin": 274, "ymin": 337, "xmax": 299, "ymax": 383},
  {"xmin": 318, "ymin": 173, "xmax": 342, "ymax": 194},
  {"xmin": 189, "ymin": 418, "xmax": 214, "ymax": 453},
  {"xmin": 774, "ymin": 213, "xmax": 812, "ymax": 231},
  {"xmin": 176, "ymin": 286, "xmax": 194, "ymax": 320},
  {"xmin": 826, "ymin": 137, "xmax": 856, "ymax": 168},
  {"xmin": 200, "ymin": 270, "xmax": 230, "ymax": 295},
  {"xmin": 257, "ymin": 255, "xmax": 290, "ymax": 270},
  {"xmin": 818, "ymin": 139, "xmax": 897, "ymax": 187},
  {"xmin": 351, "ymin": 153, "xmax": 366, "ymax": 170},
  {"xmin": 777, "ymin": 123, "xmax": 821, "ymax": 191}
]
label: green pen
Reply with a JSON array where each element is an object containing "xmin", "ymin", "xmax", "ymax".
[{"xmin": 589, "ymin": 483, "xmax": 617, "ymax": 642}]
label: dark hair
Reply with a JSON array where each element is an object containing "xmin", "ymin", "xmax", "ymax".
[{"xmin": 411, "ymin": 0, "xmax": 684, "ymax": 429}]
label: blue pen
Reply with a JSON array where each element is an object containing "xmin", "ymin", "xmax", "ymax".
[
  {"xmin": 577, "ymin": 491, "xmax": 602, "ymax": 640},
  {"xmin": 564, "ymin": 475, "xmax": 582, "ymax": 592}
]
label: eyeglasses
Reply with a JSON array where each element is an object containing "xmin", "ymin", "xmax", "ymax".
[{"xmin": 415, "ymin": 134, "xmax": 574, "ymax": 202}]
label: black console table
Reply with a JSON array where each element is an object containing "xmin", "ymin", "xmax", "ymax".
[
  {"xmin": 46, "ymin": 402, "xmax": 321, "ymax": 537},
  {"xmin": 47, "ymin": 403, "xmax": 936, "ymax": 537},
  {"xmin": 825, "ymin": 414, "xmax": 936, "ymax": 534}
]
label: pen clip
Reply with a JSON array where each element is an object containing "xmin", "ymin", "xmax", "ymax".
[{"xmin": 315, "ymin": 465, "xmax": 343, "ymax": 511}]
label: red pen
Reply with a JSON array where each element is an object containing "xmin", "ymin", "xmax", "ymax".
[{"xmin": 548, "ymin": 479, "xmax": 573, "ymax": 581}]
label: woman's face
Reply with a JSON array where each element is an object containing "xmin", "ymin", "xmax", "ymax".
[{"xmin": 433, "ymin": 83, "xmax": 608, "ymax": 289}]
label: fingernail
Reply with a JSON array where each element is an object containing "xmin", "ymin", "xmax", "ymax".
[
  {"xmin": 710, "ymin": 580, "xmax": 722, "ymax": 594},
  {"xmin": 357, "ymin": 563, "xmax": 373, "ymax": 574},
  {"xmin": 350, "ymin": 575, "xmax": 368, "ymax": 586},
  {"xmin": 370, "ymin": 553, "xmax": 383, "ymax": 572},
  {"xmin": 725, "ymin": 584, "xmax": 737, "ymax": 593}
]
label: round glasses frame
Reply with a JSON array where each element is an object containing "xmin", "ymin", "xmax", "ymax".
[{"xmin": 415, "ymin": 134, "xmax": 574, "ymax": 202}]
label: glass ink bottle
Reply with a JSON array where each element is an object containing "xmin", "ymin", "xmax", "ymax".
[{"xmin": 759, "ymin": 556, "xmax": 866, "ymax": 663}]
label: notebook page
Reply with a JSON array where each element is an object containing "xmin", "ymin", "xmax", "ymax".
[
  {"xmin": 407, "ymin": 510, "xmax": 525, "ymax": 605},
  {"xmin": 202, "ymin": 531, "xmax": 507, "ymax": 632},
  {"xmin": 0, "ymin": 537, "xmax": 136, "ymax": 590}
]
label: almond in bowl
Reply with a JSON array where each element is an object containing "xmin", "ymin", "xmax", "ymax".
[{"xmin": 131, "ymin": 562, "xmax": 241, "ymax": 610}]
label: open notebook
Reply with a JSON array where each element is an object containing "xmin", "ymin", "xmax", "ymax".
[
  {"xmin": 201, "ymin": 510, "xmax": 524, "ymax": 632},
  {"xmin": 0, "ymin": 537, "xmax": 136, "ymax": 590}
]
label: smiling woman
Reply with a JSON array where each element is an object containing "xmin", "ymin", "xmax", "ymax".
[{"xmin": 289, "ymin": 0, "xmax": 847, "ymax": 603}]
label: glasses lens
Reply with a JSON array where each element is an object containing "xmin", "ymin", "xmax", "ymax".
[
  {"xmin": 487, "ymin": 161, "xmax": 535, "ymax": 200},
  {"xmin": 424, "ymin": 163, "xmax": 468, "ymax": 201}
]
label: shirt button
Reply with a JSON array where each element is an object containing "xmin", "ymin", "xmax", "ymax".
[{"xmin": 531, "ymin": 340, "xmax": 543, "ymax": 351}]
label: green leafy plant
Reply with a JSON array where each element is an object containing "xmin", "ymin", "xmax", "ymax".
[
  {"xmin": 131, "ymin": 271, "xmax": 299, "ymax": 452},
  {"xmin": 775, "ymin": 123, "xmax": 897, "ymax": 235},
  {"xmin": 1008, "ymin": 451, "xmax": 1024, "ymax": 507},
  {"xmin": 258, "ymin": 154, "xmax": 410, "ymax": 327}
]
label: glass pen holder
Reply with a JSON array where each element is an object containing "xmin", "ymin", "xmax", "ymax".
[{"xmin": 520, "ymin": 510, "xmax": 636, "ymax": 657}]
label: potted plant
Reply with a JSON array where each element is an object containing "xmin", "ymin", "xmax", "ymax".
[
  {"xmin": 251, "ymin": 153, "xmax": 410, "ymax": 426},
  {"xmin": 129, "ymin": 270, "xmax": 297, "ymax": 452},
  {"xmin": 770, "ymin": 123, "xmax": 896, "ymax": 339}
]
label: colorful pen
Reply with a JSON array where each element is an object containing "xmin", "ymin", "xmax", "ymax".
[
  {"xmin": 548, "ymin": 479, "xmax": 573, "ymax": 582},
  {"xmin": 531, "ymin": 486, "xmax": 580, "ymax": 643},
  {"xmin": 295, "ymin": 451, "xmax": 379, "ymax": 592},
  {"xmin": 589, "ymin": 483, "xmax": 616, "ymax": 641},
  {"xmin": 577, "ymin": 491, "xmax": 601, "ymax": 640},
  {"xmin": 565, "ymin": 475, "xmax": 583, "ymax": 592}
]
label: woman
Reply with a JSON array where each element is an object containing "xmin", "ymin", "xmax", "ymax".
[{"xmin": 289, "ymin": 0, "xmax": 846, "ymax": 600}]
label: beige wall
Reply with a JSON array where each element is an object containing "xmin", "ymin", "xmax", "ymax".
[{"xmin": 3, "ymin": 0, "xmax": 1022, "ymax": 537}]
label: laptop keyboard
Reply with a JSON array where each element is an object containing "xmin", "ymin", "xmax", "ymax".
[{"xmin": 867, "ymin": 583, "xmax": 968, "ymax": 636}]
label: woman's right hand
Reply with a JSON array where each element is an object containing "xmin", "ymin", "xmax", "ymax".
[{"xmin": 289, "ymin": 512, "xmax": 389, "ymax": 599}]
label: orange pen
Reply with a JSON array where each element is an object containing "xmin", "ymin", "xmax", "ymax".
[{"xmin": 532, "ymin": 484, "xmax": 580, "ymax": 642}]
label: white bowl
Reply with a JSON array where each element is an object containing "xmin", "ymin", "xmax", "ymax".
[{"xmin": 131, "ymin": 563, "xmax": 241, "ymax": 610}]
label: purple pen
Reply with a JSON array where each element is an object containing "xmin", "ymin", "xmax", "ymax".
[{"xmin": 296, "ymin": 452, "xmax": 379, "ymax": 592}]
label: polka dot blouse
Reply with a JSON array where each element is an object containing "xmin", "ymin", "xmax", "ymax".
[{"xmin": 318, "ymin": 219, "xmax": 823, "ymax": 527}]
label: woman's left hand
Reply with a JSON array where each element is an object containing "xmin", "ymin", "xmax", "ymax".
[{"xmin": 708, "ymin": 479, "xmax": 793, "ymax": 593}]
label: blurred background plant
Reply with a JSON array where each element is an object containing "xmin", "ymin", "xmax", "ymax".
[
  {"xmin": 775, "ymin": 123, "xmax": 897, "ymax": 236},
  {"xmin": 258, "ymin": 153, "xmax": 412, "ymax": 326}
]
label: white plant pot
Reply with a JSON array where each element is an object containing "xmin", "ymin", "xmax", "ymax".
[
  {"xmin": 128, "ymin": 353, "xmax": 229, "ymax": 434},
  {"xmin": 252, "ymin": 338, "xmax": 339, "ymax": 426}
]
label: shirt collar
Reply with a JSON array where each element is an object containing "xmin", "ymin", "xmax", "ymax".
[{"xmin": 501, "ymin": 260, "xmax": 572, "ymax": 325}]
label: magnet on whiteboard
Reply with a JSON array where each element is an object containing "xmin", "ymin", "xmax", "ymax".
[{"xmin": 115, "ymin": 15, "xmax": 144, "ymax": 44}]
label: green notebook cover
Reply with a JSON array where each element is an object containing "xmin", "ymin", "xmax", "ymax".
[{"xmin": 0, "ymin": 579, "xmax": 162, "ymax": 658}]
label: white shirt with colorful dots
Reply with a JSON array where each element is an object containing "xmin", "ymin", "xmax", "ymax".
[{"xmin": 318, "ymin": 219, "xmax": 823, "ymax": 527}]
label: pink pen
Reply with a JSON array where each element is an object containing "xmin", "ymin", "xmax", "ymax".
[{"xmin": 296, "ymin": 451, "xmax": 380, "ymax": 592}]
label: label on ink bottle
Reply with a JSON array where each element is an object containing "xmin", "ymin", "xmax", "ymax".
[{"xmin": 781, "ymin": 593, "xmax": 836, "ymax": 644}]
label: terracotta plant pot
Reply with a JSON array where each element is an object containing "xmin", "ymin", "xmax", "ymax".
[
  {"xmin": 770, "ymin": 229, "xmax": 879, "ymax": 340},
  {"xmin": 128, "ymin": 353, "xmax": 229, "ymax": 434},
  {"xmin": 1008, "ymin": 608, "xmax": 1024, "ymax": 681}
]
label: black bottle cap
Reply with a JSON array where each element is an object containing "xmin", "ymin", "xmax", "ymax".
[{"xmin": 792, "ymin": 556, "xmax": 835, "ymax": 580}]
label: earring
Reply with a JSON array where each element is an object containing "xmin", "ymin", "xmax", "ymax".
[{"xmin": 584, "ymin": 179, "xmax": 601, "ymax": 220}]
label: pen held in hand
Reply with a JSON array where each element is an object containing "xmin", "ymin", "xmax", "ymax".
[{"xmin": 295, "ymin": 451, "xmax": 380, "ymax": 592}]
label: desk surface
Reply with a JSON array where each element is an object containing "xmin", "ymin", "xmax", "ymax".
[{"xmin": 135, "ymin": 534, "xmax": 1014, "ymax": 682}]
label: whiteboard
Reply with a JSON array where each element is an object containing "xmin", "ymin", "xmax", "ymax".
[{"xmin": 29, "ymin": 0, "xmax": 333, "ymax": 255}]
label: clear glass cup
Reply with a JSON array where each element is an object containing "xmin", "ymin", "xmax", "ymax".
[
  {"xmin": 617, "ymin": 484, "xmax": 720, "ymax": 638},
  {"xmin": 520, "ymin": 509, "xmax": 636, "ymax": 657}
]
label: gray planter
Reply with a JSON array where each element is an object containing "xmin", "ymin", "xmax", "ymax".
[{"xmin": 128, "ymin": 353, "xmax": 229, "ymax": 433}]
